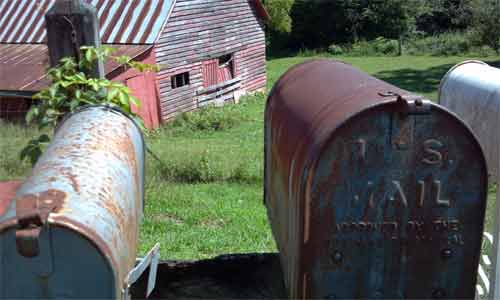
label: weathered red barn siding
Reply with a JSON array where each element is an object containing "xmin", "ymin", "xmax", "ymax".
[
  {"xmin": 155, "ymin": 0, "xmax": 267, "ymax": 121},
  {"xmin": 0, "ymin": 97, "xmax": 31, "ymax": 121},
  {"xmin": 109, "ymin": 48, "xmax": 161, "ymax": 129}
]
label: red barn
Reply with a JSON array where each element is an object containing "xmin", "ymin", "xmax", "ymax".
[{"xmin": 0, "ymin": 0, "xmax": 269, "ymax": 128}]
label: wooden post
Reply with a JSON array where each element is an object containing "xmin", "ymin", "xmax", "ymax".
[{"xmin": 45, "ymin": 0, "xmax": 104, "ymax": 78}]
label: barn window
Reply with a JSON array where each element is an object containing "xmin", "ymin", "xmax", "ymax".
[{"xmin": 171, "ymin": 72, "xmax": 190, "ymax": 89}]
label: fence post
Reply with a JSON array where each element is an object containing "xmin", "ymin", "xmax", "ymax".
[{"xmin": 45, "ymin": 0, "xmax": 104, "ymax": 78}]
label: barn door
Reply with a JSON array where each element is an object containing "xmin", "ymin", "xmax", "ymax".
[
  {"xmin": 202, "ymin": 59, "xmax": 219, "ymax": 88},
  {"xmin": 126, "ymin": 74, "xmax": 160, "ymax": 129},
  {"xmin": 200, "ymin": 56, "xmax": 240, "ymax": 106}
]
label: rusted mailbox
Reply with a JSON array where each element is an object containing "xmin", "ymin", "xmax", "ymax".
[
  {"xmin": 265, "ymin": 59, "xmax": 488, "ymax": 299},
  {"xmin": 0, "ymin": 106, "xmax": 158, "ymax": 299}
]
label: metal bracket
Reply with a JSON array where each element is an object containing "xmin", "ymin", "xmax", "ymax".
[
  {"xmin": 397, "ymin": 94, "xmax": 431, "ymax": 115},
  {"xmin": 379, "ymin": 91, "xmax": 431, "ymax": 115},
  {"xmin": 122, "ymin": 243, "xmax": 160, "ymax": 300}
]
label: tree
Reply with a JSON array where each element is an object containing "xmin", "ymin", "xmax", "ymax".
[
  {"xmin": 415, "ymin": 0, "xmax": 474, "ymax": 34},
  {"xmin": 471, "ymin": 0, "xmax": 500, "ymax": 54},
  {"xmin": 288, "ymin": 0, "xmax": 415, "ymax": 50},
  {"xmin": 262, "ymin": 0, "xmax": 295, "ymax": 34}
]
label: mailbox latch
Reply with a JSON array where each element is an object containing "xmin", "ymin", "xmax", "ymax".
[{"xmin": 15, "ymin": 190, "xmax": 65, "ymax": 258}]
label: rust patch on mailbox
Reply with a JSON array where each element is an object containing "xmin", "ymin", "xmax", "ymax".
[{"xmin": 0, "ymin": 181, "xmax": 22, "ymax": 216}]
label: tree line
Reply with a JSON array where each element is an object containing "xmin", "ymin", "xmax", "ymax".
[{"xmin": 263, "ymin": 0, "xmax": 500, "ymax": 55}]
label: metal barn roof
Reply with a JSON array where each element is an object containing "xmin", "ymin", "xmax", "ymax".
[
  {"xmin": 0, "ymin": 0, "xmax": 174, "ymax": 44},
  {"xmin": 0, "ymin": 44, "xmax": 152, "ymax": 91}
]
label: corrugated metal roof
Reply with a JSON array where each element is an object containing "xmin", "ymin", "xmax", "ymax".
[
  {"xmin": 0, "ymin": 0, "xmax": 174, "ymax": 44},
  {"xmin": 0, "ymin": 44, "xmax": 152, "ymax": 91}
]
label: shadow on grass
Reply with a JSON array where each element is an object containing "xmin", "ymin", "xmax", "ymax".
[
  {"xmin": 374, "ymin": 59, "xmax": 500, "ymax": 99},
  {"xmin": 373, "ymin": 63, "xmax": 455, "ymax": 98}
]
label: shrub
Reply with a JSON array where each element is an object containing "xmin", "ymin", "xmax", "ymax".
[
  {"xmin": 327, "ymin": 44, "xmax": 344, "ymax": 55},
  {"xmin": 296, "ymin": 48, "xmax": 323, "ymax": 57},
  {"xmin": 348, "ymin": 37, "xmax": 400, "ymax": 56},
  {"xmin": 169, "ymin": 103, "xmax": 244, "ymax": 132},
  {"xmin": 150, "ymin": 150, "xmax": 221, "ymax": 183},
  {"xmin": 404, "ymin": 31, "xmax": 493, "ymax": 56}
]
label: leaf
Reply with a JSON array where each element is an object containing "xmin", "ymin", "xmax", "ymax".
[
  {"xmin": 107, "ymin": 88, "xmax": 119, "ymax": 101},
  {"xmin": 69, "ymin": 99, "xmax": 80, "ymax": 111},
  {"xmin": 48, "ymin": 86, "xmax": 58, "ymax": 98},
  {"xmin": 38, "ymin": 134, "xmax": 51, "ymax": 143},
  {"xmin": 85, "ymin": 48, "xmax": 94, "ymax": 63},
  {"xmin": 25, "ymin": 106, "xmax": 39, "ymax": 124},
  {"xmin": 30, "ymin": 148, "xmax": 42, "ymax": 166},
  {"xmin": 114, "ymin": 55, "xmax": 131, "ymax": 64},
  {"xmin": 19, "ymin": 135, "xmax": 51, "ymax": 166},
  {"xmin": 118, "ymin": 91, "xmax": 129, "ymax": 105},
  {"xmin": 130, "ymin": 95, "xmax": 140, "ymax": 108}
]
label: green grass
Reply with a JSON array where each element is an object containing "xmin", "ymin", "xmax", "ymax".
[{"xmin": 2, "ymin": 54, "xmax": 500, "ymax": 260}]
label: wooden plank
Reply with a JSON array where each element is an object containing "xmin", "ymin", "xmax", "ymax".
[
  {"xmin": 162, "ymin": 19, "xmax": 261, "ymax": 40},
  {"xmin": 196, "ymin": 77, "xmax": 241, "ymax": 95},
  {"xmin": 160, "ymin": 94, "xmax": 195, "ymax": 109},
  {"xmin": 160, "ymin": 26, "xmax": 261, "ymax": 48},
  {"xmin": 158, "ymin": 20, "xmax": 262, "ymax": 43},
  {"xmin": 198, "ymin": 93, "xmax": 235, "ymax": 106},
  {"xmin": 169, "ymin": 3, "xmax": 248, "ymax": 20},
  {"xmin": 161, "ymin": 15, "xmax": 261, "ymax": 38},
  {"xmin": 162, "ymin": 100, "xmax": 198, "ymax": 115},
  {"xmin": 244, "ymin": 78, "xmax": 267, "ymax": 92},
  {"xmin": 197, "ymin": 83, "xmax": 241, "ymax": 102},
  {"xmin": 167, "ymin": 7, "xmax": 249, "ymax": 27},
  {"xmin": 163, "ymin": 96, "xmax": 196, "ymax": 110},
  {"xmin": 160, "ymin": 87, "xmax": 194, "ymax": 101}
]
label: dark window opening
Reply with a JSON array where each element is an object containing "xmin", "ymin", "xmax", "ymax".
[
  {"xmin": 218, "ymin": 54, "xmax": 232, "ymax": 66},
  {"xmin": 171, "ymin": 72, "xmax": 190, "ymax": 89},
  {"xmin": 218, "ymin": 54, "xmax": 234, "ymax": 78},
  {"xmin": 218, "ymin": 54, "xmax": 235, "ymax": 82}
]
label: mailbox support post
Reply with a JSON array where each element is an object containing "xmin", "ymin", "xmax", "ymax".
[{"xmin": 45, "ymin": 0, "xmax": 104, "ymax": 78}]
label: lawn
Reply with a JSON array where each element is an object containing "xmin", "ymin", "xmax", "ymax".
[{"xmin": 1, "ymin": 54, "xmax": 498, "ymax": 260}]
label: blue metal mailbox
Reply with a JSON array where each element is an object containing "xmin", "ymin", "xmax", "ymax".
[
  {"xmin": 0, "ymin": 106, "xmax": 154, "ymax": 299},
  {"xmin": 264, "ymin": 59, "xmax": 488, "ymax": 299}
]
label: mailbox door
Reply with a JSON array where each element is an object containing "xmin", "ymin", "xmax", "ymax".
[
  {"xmin": 0, "ymin": 226, "xmax": 115, "ymax": 299},
  {"xmin": 306, "ymin": 103, "xmax": 487, "ymax": 299}
]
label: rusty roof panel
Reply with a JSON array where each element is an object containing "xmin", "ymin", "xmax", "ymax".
[
  {"xmin": 0, "ymin": 44, "xmax": 152, "ymax": 91},
  {"xmin": 0, "ymin": 0, "xmax": 174, "ymax": 44}
]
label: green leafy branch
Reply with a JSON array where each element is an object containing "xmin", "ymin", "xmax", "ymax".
[{"xmin": 21, "ymin": 46, "xmax": 160, "ymax": 165}]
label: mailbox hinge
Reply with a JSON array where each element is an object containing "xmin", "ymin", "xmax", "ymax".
[
  {"xmin": 15, "ymin": 190, "xmax": 65, "ymax": 258},
  {"xmin": 397, "ymin": 94, "xmax": 431, "ymax": 115},
  {"xmin": 379, "ymin": 91, "xmax": 431, "ymax": 115}
]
